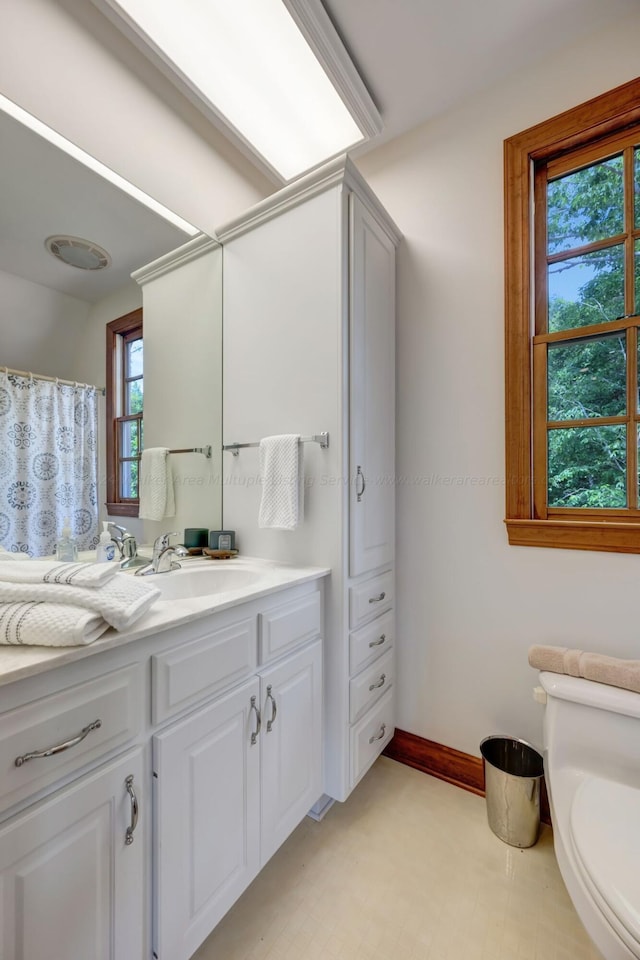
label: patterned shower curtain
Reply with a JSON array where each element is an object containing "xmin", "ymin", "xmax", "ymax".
[{"xmin": 0, "ymin": 372, "xmax": 99, "ymax": 556}]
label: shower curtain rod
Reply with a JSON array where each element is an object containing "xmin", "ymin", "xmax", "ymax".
[{"xmin": 1, "ymin": 366, "xmax": 106, "ymax": 395}]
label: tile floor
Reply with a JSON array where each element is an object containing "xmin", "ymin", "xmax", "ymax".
[{"xmin": 193, "ymin": 757, "xmax": 602, "ymax": 960}]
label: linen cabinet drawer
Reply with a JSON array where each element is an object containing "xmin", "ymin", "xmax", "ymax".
[
  {"xmin": 259, "ymin": 591, "xmax": 321, "ymax": 665},
  {"xmin": 152, "ymin": 616, "xmax": 257, "ymax": 724},
  {"xmin": 349, "ymin": 649, "xmax": 394, "ymax": 723},
  {"xmin": 349, "ymin": 571, "xmax": 393, "ymax": 629},
  {"xmin": 349, "ymin": 611, "xmax": 394, "ymax": 675},
  {"xmin": 350, "ymin": 689, "xmax": 394, "ymax": 788},
  {"xmin": 0, "ymin": 663, "xmax": 143, "ymax": 815}
]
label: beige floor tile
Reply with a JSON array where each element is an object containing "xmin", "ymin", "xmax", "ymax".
[{"xmin": 191, "ymin": 757, "xmax": 600, "ymax": 960}]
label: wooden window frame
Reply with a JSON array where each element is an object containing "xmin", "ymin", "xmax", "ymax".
[
  {"xmin": 505, "ymin": 76, "xmax": 640, "ymax": 554},
  {"xmin": 106, "ymin": 308, "xmax": 143, "ymax": 518}
]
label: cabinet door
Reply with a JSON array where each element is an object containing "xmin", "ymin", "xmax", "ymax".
[
  {"xmin": 0, "ymin": 748, "xmax": 144, "ymax": 960},
  {"xmin": 153, "ymin": 678, "xmax": 260, "ymax": 960},
  {"xmin": 259, "ymin": 640, "xmax": 322, "ymax": 865},
  {"xmin": 349, "ymin": 193, "xmax": 396, "ymax": 577}
]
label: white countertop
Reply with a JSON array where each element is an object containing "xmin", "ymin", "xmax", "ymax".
[{"xmin": 0, "ymin": 557, "xmax": 329, "ymax": 688}]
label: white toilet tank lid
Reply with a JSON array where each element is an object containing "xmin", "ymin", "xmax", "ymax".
[{"xmin": 571, "ymin": 776, "xmax": 640, "ymax": 952}]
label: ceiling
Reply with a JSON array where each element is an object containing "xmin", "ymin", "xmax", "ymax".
[
  {"xmin": 323, "ymin": 0, "xmax": 639, "ymax": 150},
  {"xmin": 2, "ymin": 0, "xmax": 637, "ymax": 304},
  {"xmin": 0, "ymin": 111, "xmax": 192, "ymax": 304}
]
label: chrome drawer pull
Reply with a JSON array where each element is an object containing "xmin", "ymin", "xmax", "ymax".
[
  {"xmin": 356, "ymin": 465, "xmax": 366, "ymax": 502},
  {"xmin": 125, "ymin": 775, "xmax": 139, "ymax": 846},
  {"xmin": 369, "ymin": 634, "xmax": 386, "ymax": 648},
  {"xmin": 249, "ymin": 695, "xmax": 262, "ymax": 745},
  {"xmin": 14, "ymin": 719, "xmax": 102, "ymax": 767},
  {"xmin": 369, "ymin": 723, "xmax": 386, "ymax": 745},
  {"xmin": 369, "ymin": 592, "xmax": 386, "ymax": 604},
  {"xmin": 266, "ymin": 685, "xmax": 277, "ymax": 733},
  {"xmin": 369, "ymin": 674, "xmax": 386, "ymax": 692}
]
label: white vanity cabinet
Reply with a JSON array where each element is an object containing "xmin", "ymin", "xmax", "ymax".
[
  {"xmin": 152, "ymin": 584, "xmax": 323, "ymax": 960},
  {"xmin": 0, "ymin": 657, "xmax": 146, "ymax": 960},
  {"xmin": 0, "ymin": 748, "xmax": 145, "ymax": 960},
  {"xmin": 222, "ymin": 155, "xmax": 400, "ymax": 802},
  {"xmin": 0, "ymin": 567, "xmax": 326, "ymax": 960}
]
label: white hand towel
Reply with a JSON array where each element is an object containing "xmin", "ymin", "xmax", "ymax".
[
  {"xmin": 258, "ymin": 434, "xmax": 303, "ymax": 530},
  {"xmin": 0, "ymin": 601, "xmax": 110, "ymax": 646},
  {"xmin": 0, "ymin": 575, "xmax": 160, "ymax": 632},
  {"xmin": 0, "ymin": 560, "xmax": 118, "ymax": 588},
  {"xmin": 139, "ymin": 448, "xmax": 176, "ymax": 521}
]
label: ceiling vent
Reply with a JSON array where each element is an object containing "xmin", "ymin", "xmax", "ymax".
[{"xmin": 45, "ymin": 235, "xmax": 111, "ymax": 270}]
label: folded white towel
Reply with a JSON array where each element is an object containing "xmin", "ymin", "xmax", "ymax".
[
  {"xmin": 0, "ymin": 601, "xmax": 110, "ymax": 646},
  {"xmin": 139, "ymin": 448, "xmax": 176, "ymax": 521},
  {"xmin": 258, "ymin": 435, "xmax": 303, "ymax": 530},
  {"xmin": 0, "ymin": 575, "xmax": 160, "ymax": 631},
  {"xmin": 0, "ymin": 560, "xmax": 118, "ymax": 588}
]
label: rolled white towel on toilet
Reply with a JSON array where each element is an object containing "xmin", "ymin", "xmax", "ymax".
[{"xmin": 529, "ymin": 644, "xmax": 640, "ymax": 695}]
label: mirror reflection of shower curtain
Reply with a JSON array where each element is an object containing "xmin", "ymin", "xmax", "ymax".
[{"xmin": 0, "ymin": 372, "xmax": 99, "ymax": 556}]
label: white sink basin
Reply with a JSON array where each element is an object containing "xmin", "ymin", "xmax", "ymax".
[{"xmin": 150, "ymin": 564, "xmax": 263, "ymax": 601}]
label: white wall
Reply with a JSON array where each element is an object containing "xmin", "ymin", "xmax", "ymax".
[
  {"xmin": 0, "ymin": 268, "xmax": 90, "ymax": 377},
  {"xmin": 355, "ymin": 10, "xmax": 640, "ymax": 756}
]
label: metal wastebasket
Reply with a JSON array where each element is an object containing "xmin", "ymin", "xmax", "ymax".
[{"xmin": 480, "ymin": 735, "xmax": 544, "ymax": 848}]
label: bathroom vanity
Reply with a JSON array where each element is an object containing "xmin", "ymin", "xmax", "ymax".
[{"xmin": 0, "ymin": 559, "xmax": 327, "ymax": 960}]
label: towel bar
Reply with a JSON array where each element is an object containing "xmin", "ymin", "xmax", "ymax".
[
  {"xmin": 223, "ymin": 432, "xmax": 329, "ymax": 457},
  {"xmin": 168, "ymin": 446, "xmax": 212, "ymax": 459}
]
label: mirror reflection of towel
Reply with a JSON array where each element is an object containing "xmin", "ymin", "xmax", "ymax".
[
  {"xmin": 258, "ymin": 435, "xmax": 303, "ymax": 530},
  {"xmin": 139, "ymin": 448, "xmax": 176, "ymax": 521}
]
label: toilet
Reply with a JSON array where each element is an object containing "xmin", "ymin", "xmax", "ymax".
[{"xmin": 539, "ymin": 671, "xmax": 640, "ymax": 960}]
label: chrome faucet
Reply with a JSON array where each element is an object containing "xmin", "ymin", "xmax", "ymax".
[
  {"xmin": 135, "ymin": 533, "xmax": 189, "ymax": 576},
  {"xmin": 107, "ymin": 522, "xmax": 148, "ymax": 570}
]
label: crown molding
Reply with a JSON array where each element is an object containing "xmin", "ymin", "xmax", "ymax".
[
  {"xmin": 282, "ymin": 0, "xmax": 382, "ymax": 140},
  {"xmin": 132, "ymin": 233, "xmax": 220, "ymax": 286},
  {"xmin": 216, "ymin": 155, "xmax": 401, "ymax": 246}
]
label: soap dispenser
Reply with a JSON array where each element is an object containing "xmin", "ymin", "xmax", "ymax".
[
  {"xmin": 56, "ymin": 517, "xmax": 78, "ymax": 562},
  {"xmin": 96, "ymin": 522, "xmax": 116, "ymax": 563}
]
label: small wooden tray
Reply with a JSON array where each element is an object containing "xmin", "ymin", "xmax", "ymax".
[{"xmin": 203, "ymin": 548, "xmax": 239, "ymax": 560}]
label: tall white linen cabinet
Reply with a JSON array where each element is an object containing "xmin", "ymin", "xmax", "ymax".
[{"xmin": 221, "ymin": 157, "xmax": 401, "ymax": 802}]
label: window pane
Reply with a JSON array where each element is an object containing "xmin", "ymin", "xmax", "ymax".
[
  {"xmin": 547, "ymin": 155, "xmax": 624, "ymax": 255},
  {"xmin": 119, "ymin": 420, "xmax": 139, "ymax": 458},
  {"xmin": 548, "ymin": 334, "xmax": 626, "ymax": 421},
  {"xmin": 548, "ymin": 424, "xmax": 626, "ymax": 508},
  {"xmin": 126, "ymin": 338, "xmax": 143, "ymax": 378},
  {"xmin": 548, "ymin": 244, "xmax": 625, "ymax": 332},
  {"xmin": 635, "ymin": 239, "xmax": 640, "ymax": 316},
  {"xmin": 635, "ymin": 148, "xmax": 640, "ymax": 229},
  {"xmin": 121, "ymin": 460, "xmax": 138, "ymax": 499},
  {"xmin": 126, "ymin": 379, "xmax": 143, "ymax": 415}
]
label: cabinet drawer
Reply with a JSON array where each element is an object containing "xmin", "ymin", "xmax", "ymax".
[
  {"xmin": 350, "ymin": 689, "xmax": 394, "ymax": 789},
  {"xmin": 349, "ymin": 611, "xmax": 394, "ymax": 675},
  {"xmin": 349, "ymin": 571, "xmax": 393, "ymax": 629},
  {"xmin": 152, "ymin": 616, "xmax": 257, "ymax": 724},
  {"xmin": 0, "ymin": 663, "xmax": 143, "ymax": 816},
  {"xmin": 349, "ymin": 649, "xmax": 394, "ymax": 724},
  {"xmin": 259, "ymin": 592, "xmax": 321, "ymax": 665}
]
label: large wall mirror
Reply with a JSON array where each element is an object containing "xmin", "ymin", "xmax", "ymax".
[{"xmin": 0, "ymin": 110, "xmax": 223, "ymax": 557}]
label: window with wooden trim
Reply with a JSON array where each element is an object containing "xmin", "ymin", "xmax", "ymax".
[
  {"xmin": 106, "ymin": 309, "xmax": 143, "ymax": 517},
  {"xmin": 505, "ymin": 77, "xmax": 640, "ymax": 554}
]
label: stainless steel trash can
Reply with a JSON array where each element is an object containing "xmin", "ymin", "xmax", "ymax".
[{"xmin": 479, "ymin": 735, "xmax": 544, "ymax": 848}]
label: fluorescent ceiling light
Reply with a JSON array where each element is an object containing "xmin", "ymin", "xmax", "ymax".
[
  {"xmin": 0, "ymin": 94, "xmax": 199, "ymax": 236},
  {"xmin": 101, "ymin": 0, "xmax": 366, "ymax": 181}
]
